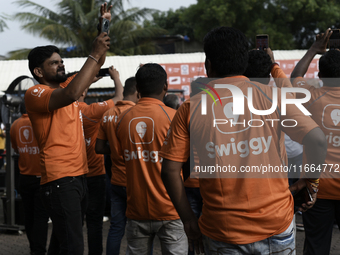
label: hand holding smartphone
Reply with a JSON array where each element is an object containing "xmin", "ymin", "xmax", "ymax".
[
  {"xmin": 96, "ymin": 68, "xmax": 110, "ymax": 77},
  {"xmin": 293, "ymin": 186, "xmax": 313, "ymax": 213},
  {"xmin": 256, "ymin": 34, "xmax": 269, "ymax": 50},
  {"xmin": 329, "ymin": 29, "xmax": 340, "ymax": 50}
]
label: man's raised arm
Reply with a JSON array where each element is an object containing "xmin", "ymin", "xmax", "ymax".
[
  {"xmin": 48, "ymin": 3, "xmax": 112, "ymax": 111},
  {"xmin": 291, "ymin": 28, "xmax": 332, "ymax": 80}
]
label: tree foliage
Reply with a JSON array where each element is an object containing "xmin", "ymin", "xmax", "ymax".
[
  {"xmin": 9, "ymin": 0, "xmax": 165, "ymax": 59},
  {"xmin": 0, "ymin": 13, "xmax": 8, "ymax": 32},
  {"xmin": 149, "ymin": 0, "xmax": 340, "ymax": 50}
]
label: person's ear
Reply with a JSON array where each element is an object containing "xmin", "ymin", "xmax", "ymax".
[
  {"xmin": 205, "ymin": 58, "xmax": 212, "ymax": 77},
  {"xmin": 34, "ymin": 67, "xmax": 44, "ymax": 78},
  {"xmin": 164, "ymin": 81, "xmax": 168, "ymax": 92}
]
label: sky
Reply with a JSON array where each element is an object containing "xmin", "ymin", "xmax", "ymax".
[{"xmin": 0, "ymin": 0, "xmax": 197, "ymax": 56}]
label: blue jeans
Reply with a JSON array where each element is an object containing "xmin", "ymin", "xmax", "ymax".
[
  {"xmin": 20, "ymin": 174, "xmax": 49, "ymax": 255},
  {"xmin": 204, "ymin": 220, "xmax": 295, "ymax": 255},
  {"xmin": 106, "ymin": 184, "xmax": 127, "ymax": 255},
  {"xmin": 126, "ymin": 219, "xmax": 187, "ymax": 255},
  {"xmin": 41, "ymin": 175, "xmax": 88, "ymax": 255},
  {"xmin": 86, "ymin": 174, "xmax": 106, "ymax": 255}
]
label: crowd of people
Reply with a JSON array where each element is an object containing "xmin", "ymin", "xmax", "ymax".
[{"xmin": 6, "ymin": 2, "xmax": 340, "ymax": 255}]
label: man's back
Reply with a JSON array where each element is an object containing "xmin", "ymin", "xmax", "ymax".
[
  {"xmin": 293, "ymin": 78, "xmax": 340, "ymax": 199},
  {"xmin": 184, "ymin": 77, "xmax": 318, "ymax": 243},
  {"xmin": 98, "ymin": 100, "xmax": 135, "ymax": 186},
  {"xmin": 116, "ymin": 97, "xmax": 178, "ymax": 220},
  {"xmin": 10, "ymin": 114, "xmax": 41, "ymax": 176}
]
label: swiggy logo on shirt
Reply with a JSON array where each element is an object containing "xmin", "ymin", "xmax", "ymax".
[
  {"xmin": 322, "ymin": 104, "xmax": 340, "ymax": 131},
  {"xmin": 31, "ymin": 87, "xmax": 45, "ymax": 97},
  {"xmin": 129, "ymin": 117, "xmax": 154, "ymax": 144},
  {"xmin": 17, "ymin": 126, "xmax": 39, "ymax": 155},
  {"xmin": 19, "ymin": 126, "xmax": 33, "ymax": 144}
]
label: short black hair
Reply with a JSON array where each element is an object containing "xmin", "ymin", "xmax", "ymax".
[
  {"xmin": 123, "ymin": 77, "xmax": 137, "ymax": 97},
  {"xmin": 135, "ymin": 63, "xmax": 167, "ymax": 97},
  {"xmin": 244, "ymin": 50, "xmax": 272, "ymax": 80},
  {"xmin": 319, "ymin": 50, "xmax": 340, "ymax": 78},
  {"xmin": 28, "ymin": 45, "xmax": 60, "ymax": 81},
  {"xmin": 164, "ymin": 94, "xmax": 180, "ymax": 109},
  {"xmin": 203, "ymin": 27, "xmax": 249, "ymax": 76}
]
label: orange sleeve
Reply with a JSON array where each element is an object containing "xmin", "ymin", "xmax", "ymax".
[
  {"xmin": 80, "ymin": 100, "xmax": 115, "ymax": 121},
  {"xmin": 25, "ymin": 85, "xmax": 54, "ymax": 113},
  {"xmin": 293, "ymin": 77, "xmax": 315, "ymax": 92},
  {"xmin": 159, "ymin": 101, "xmax": 190, "ymax": 162},
  {"xmin": 271, "ymin": 65, "xmax": 293, "ymax": 89}
]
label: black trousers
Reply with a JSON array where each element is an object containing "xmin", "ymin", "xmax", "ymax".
[
  {"xmin": 20, "ymin": 174, "xmax": 49, "ymax": 255},
  {"xmin": 41, "ymin": 175, "xmax": 88, "ymax": 255},
  {"xmin": 303, "ymin": 198, "xmax": 340, "ymax": 255},
  {"xmin": 86, "ymin": 174, "xmax": 106, "ymax": 255}
]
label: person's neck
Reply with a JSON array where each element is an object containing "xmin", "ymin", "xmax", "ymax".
[
  {"xmin": 141, "ymin": 94, "xmax": 164, "ymax": 101},
  {"xmin": 39, "ymin": 79, "xmax": 60, "ymax": 88}
]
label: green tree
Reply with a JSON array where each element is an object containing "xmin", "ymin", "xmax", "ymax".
[
  {"xmin": 0, "ymin": 14, "xmax": 8, "ymax": 32},
  {"xmin": 9, "ymin": 0, "xmax": 165, "ymax": 59},
  {"xmin": 156, "ymin": 0, "xmax": 340, "ymax": 50},
  {"xmin": 144, "ymin": 7, "xmax": 195, "ymax": 41}
]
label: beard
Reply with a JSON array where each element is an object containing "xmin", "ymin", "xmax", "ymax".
[{"xmin": 55, "ymin": 68, "xmax": 67, "ymax": 83}]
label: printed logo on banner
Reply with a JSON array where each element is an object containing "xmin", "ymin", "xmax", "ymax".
[
  {"xmin": 181, "ymin": 65, "xmax": 189, "ymax": 75},
  {"xmin": 181, "ymin": 85, "xmax": 190, "ymax": 96},
  {"xmin": 169, "ymin": 76, "xmax": 181, "ymax": 85},
  {"xmin": 19, "ymin": 126, "xmax": 33, "ymax": 144},
  {"xmin": 129, "ymin": 117, "xmax": 154, "ymax": 144},
  {"xmin": 168, "ymin": 67, "xmax": 173, "ymax": 73}
]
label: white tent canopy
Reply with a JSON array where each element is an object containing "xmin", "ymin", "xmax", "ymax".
[{"xmin": 0, "ymin": 50, "xmax": 319, "ymax": 92}]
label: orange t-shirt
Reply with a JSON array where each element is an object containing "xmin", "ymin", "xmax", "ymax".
[
  {"xmin": 25, "ymin": 85, "xmax": 88, "ymax": 185},
  {"xmin": 293, "ymin": 77, "xmax": 340, "ymax": 200},
  {"xmin": 79, "ymin": 100, "xmax": 115, "ymax": 177},
  {"xmin": 97, "ymin": 100, "xmax": 136, "ymax": 186},
  {"xmin": 160, "ymin": 76, "xmax": 318, "ymax": 244},
  {"xmin": 114, "ymin": 97, "xmax": 178, "ymax": 221},
  {"xmin": 10, "ymin": 114, "xmax": 41, "ymax": 176}
]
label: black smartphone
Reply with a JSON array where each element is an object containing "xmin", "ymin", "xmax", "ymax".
[
  {"xmin": 101, "ymin": 18, "xmax": 110, "ymax": 34},
  {"xmin": 256, "ymin": 34, "xmax": 269, "ymax": 50},
  {"xmin": 293, "ymin": 187, "xmax": 313, "ymax": 212},
  {"xmin": 97, "ymin": 68, "xmax": 110, "ymax": 77},
  {"xmin": 329, "ymin": 29, "xmax": 340, "ymax": 50}
]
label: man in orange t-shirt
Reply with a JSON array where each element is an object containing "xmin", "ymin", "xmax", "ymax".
[
  {"xmin": 291, "ymin": 29, "xmax": 340, "ymax": 255},
  {"xmin": 113, "ymin": 64, "xmax": 187, "ymax": 254},
  {"xmin": 10, "ymin": 103, "xmax": 49, "ymax": 255},
  {"xmin": 77, "ymin": 66, "xmax": 123, "ymax": 255},
  {"xmin": 24, "ymin": 4, "xmax": 112, "ymax": 254},
  {"xmin": 160, "ymin": 27, "xmax": 327, "ymax": 254},
  {"xmin": 95, "ymin": 76, "xmax": 138, "ymax": 255}
]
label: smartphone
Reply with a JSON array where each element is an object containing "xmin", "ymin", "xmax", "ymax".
[
  {"xmin": 256, "ymin": 34, "xmax": 269, "ymax": 50},
  {"xmin": 329, "ymin": 29, "xmax": 340, "ymax": 50},
  {"xmin": 97, "ymin": 68, "xmax": 110, "ymax": 77},
  {"xmin": 293, "ymin": 187, "xmax": 313, "ymax": 212},
  {"xmin": 101, "ymin": 18, "xmax": 110, "ymax": 34}
]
